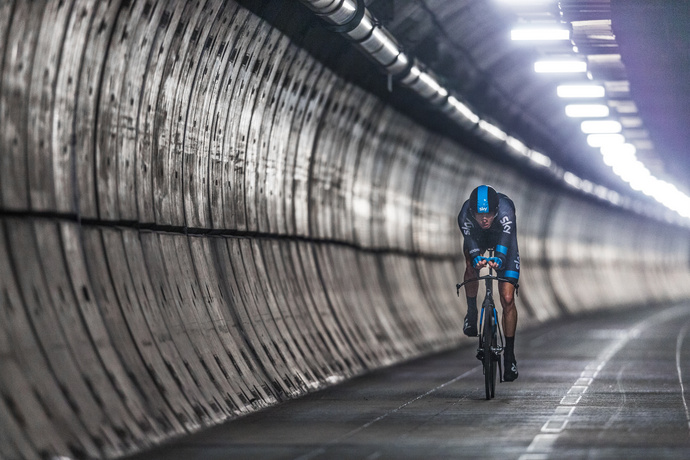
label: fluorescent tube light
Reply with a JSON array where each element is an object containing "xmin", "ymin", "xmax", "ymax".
[
  {"xmin": 447, "ymin": 96, "xmax": 479, "ymax": 124},
  {"xmin": 511, "ymin": 28, "xmax": 570, "ymax": 41},
  {"xmin": 563, "ymin": 171, "xmax": 582, "ymax": 188},
  {"xmin": 528, "ymin": 150, "xmax": 552, "ymax": 167},
  {"xmin": 478, "ymin": 120, "xmax": 507, "ymax": 141},
  {"xmin": 565, "ymin": 104, "xmax": 609, "ymax": 117},
  {"xmin": 580, "ymin": 120, "xmax": 622, "ymax": 134},
  {"xmin": 534, "ymin": 60, "xmax": 587, "ymax": 73},
  {"xmin": 587, "ymin": 133, "xmax": 625, "ymax": 147},
  {"xmin": 601, "ymin": 143, "xmax": 636, "ymax": 157},
  {"xmin": 506, "ymin": 137, "xmax": 530, "ymax": 156},
  {"xmin": 557, "ymin": 84, "xmax": 605, "ymax": 98}
]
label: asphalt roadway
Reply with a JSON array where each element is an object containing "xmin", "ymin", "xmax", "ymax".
[{"xmin": 127, "ymin": 303, "xmax": 690, "ymax": 459}]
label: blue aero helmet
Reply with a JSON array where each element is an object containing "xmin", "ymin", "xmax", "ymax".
[{"xmin": 469, "ymin": 185, "xmax": 499, "ymax": 215}]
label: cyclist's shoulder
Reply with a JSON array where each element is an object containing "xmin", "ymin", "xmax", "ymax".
[
  {"xmin": 497, "ymin": 193, "xmax": 516, "ymax": 213},
  {"xmin": 458, "ymin": 199, "xmax": 470, "ymax": 217}
]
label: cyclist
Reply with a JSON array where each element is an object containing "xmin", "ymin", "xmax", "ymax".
[{"xmin": 458, "ymin": 185, "xmax": 520, "ymax": 381}]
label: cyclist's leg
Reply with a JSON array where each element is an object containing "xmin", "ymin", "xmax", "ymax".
[
  {"xmin": 499, "ymin": 246, "xmax": 520, "ymax": 381},
  {"xmin": 498, "ymin": 242, "xmax": 520, "ymax": 335},
  {"xmin": 462, "ymin": 247, "xmax": 480, "ymax": 336},
  {"xmin": 498, "ymin": 281, "xmax": 517, "ymax": 336},
  {"xmin": 463, "ymin": 249, "xmax": 479, "ymax": 298}
]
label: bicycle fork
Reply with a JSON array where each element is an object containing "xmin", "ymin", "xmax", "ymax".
[{"xmin": 477, "ymin": 304, "xmax": 506, "ymax": 382}]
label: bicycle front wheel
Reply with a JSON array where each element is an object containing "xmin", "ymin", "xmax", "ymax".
[
  {"xmin": 490, "ymin": 314, "xmax": 498, "ymax": 398},
  {"xmin": 482, "ymin": 307, "xmax": 494, "ymax": 400}
]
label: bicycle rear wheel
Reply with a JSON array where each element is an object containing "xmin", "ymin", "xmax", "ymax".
[
  {"xmin": 489, "ymin": 312, "xmax": 498, "ymax": 398},
  {"xmin": 482, "ymin": 307, "xmax": 494, "ymax": 400}
]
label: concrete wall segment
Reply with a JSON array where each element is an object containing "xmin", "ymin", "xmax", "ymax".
[
  {"xmin": 53, "ymin": 0, "xmax": 93, "ymax": 215},
  {"xmin": 256, "ymin": 238, "xmax": 327, "ymax": 384},
  {"xmin": 7, "ymin": 221, "xmax": 119, "ymax": 453},
  {"xmin": 1, "ymin": 220, "xmax": 94, "ymax": 457},
  {"xmin": 81, "ymin": 228, "xmax": 191, "ymax": 435},
  {"xmin": 315, "ymin": 244, "xmax": 384, "ymax": 368},
  {"xmin": 73, "ymin": 0, "xmax": 126, "ymax": 219},
  {"xmin": 34, "ymin": 222, "xmax": 155, "ymax": 449},
  {"xmin": 26, "ymin": 1, "xmax": 75, "ymax": 213},
  {"xmin": 0, "ymin": 0, "xmax": 11, "ymax": 210},
  {"xmin": 1, "ymin": 1, "xmax": 42, "ymax": 211},
  {"xmin": 96, "ymin": 0, "xmax": 138, "ymax": 221},
  {"xmin": 294, "ymin": 241, "xmax": 359, "ymax": 373},
  {"xmin": 182, "ymin": 2, "xmax": 238, "ymax": 230}
]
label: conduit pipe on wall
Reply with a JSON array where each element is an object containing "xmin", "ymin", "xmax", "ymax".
[{"xmin": 298, "ymin": 0, "xmax": 448, "ymax": 108}]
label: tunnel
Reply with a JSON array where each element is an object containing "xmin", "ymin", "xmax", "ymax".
[{"xmin": 1, "ymin": 0, "xmax": 690, "ymax": 459}]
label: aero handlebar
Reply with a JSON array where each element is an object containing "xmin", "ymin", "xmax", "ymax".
[{"xmin": 456, "ymin": 275, "xmax": 515, "ymax": 297}]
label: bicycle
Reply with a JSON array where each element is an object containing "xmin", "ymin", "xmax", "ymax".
[{"xmin": 456, "ymin": 250, "xmax": 512, "ymax": 399}]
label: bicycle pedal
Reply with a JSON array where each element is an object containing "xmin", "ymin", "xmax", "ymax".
[{"xmin": 476, "ymin": 348, "xmax": 484, "ymax": 361}]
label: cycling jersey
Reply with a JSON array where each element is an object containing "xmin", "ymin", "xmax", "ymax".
[{"xmin": 458, "ymin": 193, "xmax": 520, "ymax": 284}]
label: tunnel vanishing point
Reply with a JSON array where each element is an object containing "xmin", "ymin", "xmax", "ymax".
[{"xmin": 1, "ymin": 1, "xmax": 689, "ymax": 459}]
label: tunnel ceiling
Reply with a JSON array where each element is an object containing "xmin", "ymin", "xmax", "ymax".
[
  {"xmin": 252, "ymin": 0, "xmax": 690, "ymax": 205},
  {"xmin": 368, "ymin": 0, "xmax": 690, "ymax": 198}
]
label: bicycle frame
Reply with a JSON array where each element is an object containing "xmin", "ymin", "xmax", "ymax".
[{"xmin": 456, "ymin": 250, "xmax": 511, "ymax": 399}]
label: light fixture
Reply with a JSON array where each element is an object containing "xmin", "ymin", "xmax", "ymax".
[
  {"xmin": 528, "ymin": 150, "xmax": 552, "ymax": 167},
  {"xmin": 580, "ymin": 120, "xmax": 622, "ymax": 134},
  {"xmin": 534, "ymin": 59, "xmax": 587, "ymax": 73},
  {"xmin": 557, "ymin": 84, "xmax": 605, "ymax": 98},
  {"xmin": 511, "ymin": 28, "xmax": 570, "ymax": 41},
  {"xmin": 616, "ymin": 162, "xmax": 652, "ymax": 191},
  {"xmin": 587, "ymin": 133, "xmax": 625, "ymax": 147},
  {"xmin": 600, "ymin": 143, "xmax": 636, "ymax": 165},
  {"xmin": 506, "ymin": 136, "xmax": 530, "ymax": 156},
  {"xmin": 565, "ymin": 104, "xmax": 609, "ymax": 117},
  {"xmin": 447, "ymin": 96, "xmax": 480, "ymax": 124},
  {"xmin": 600, "ymin": 143, "xmax": 636, "ymax": 157},
  {"xmin": 478, "ymin": 120, "xmax": 507, "ymax": 141}
]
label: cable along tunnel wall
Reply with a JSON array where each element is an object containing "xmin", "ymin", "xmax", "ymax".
[{"xmin": 1, "ymin": 1, "xmax": 689, "ymax": 458}]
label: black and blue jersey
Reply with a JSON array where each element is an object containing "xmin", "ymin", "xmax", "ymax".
[{"xmin": 458, "ymin": 193, "xmax": 520, "ymax": 284}]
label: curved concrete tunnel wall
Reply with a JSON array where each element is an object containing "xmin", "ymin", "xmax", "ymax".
[{"xmin": 1, "ymin": 1, "xmax": 690, "ymax": 458}]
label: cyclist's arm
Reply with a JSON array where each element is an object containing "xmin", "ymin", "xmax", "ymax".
[
  {"xmin": 458, "ymin": 204, "xmax": 484, "ymax": 268},
  {"xmin": 494, "ymin": 202, "xmax": 517, "ymax": 269}
]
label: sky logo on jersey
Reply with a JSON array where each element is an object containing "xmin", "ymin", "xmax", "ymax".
[
  {"xmin": 501, "ymin": 215, "xmax": 512, "ymax": 234},
  {"xmin": 476, "ymin": 185, "xmax": 490, "ymax": 213},
  {"xmin": 462, "ymin": 219, "xmax": 474, "ymax": 236}
]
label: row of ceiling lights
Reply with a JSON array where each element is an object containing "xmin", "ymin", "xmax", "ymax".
[{"xmin": 502, "ymin": 0, "xmax": 690, "ymax": 220}]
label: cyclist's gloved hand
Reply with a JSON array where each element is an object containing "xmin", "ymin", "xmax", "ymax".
[
  {"xmin": 486, "ymin": 257, "xmax": 503, "ymax": 269},
  {"xmin": 474, "ymin": 256, "xmax": 503, "ymax": 269},
  {"xmin": 472, "ymin": 256, "xmax": 486, "ymax": 269}
]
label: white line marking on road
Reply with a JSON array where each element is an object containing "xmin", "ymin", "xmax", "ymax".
[
  {"xmin": 675, "ymin": 320, "xmax": 690, "ymax": 432},
  {"xmin": 526, "ymin": 433, "xmax": 558, "ymax": 451},
  {"xmin": 601, "ymin": 365, "xmax": 627, "ymax": 433},
  {"xmin": 559, "ymin": 394, "xmax": 581, "ymax": 406}
]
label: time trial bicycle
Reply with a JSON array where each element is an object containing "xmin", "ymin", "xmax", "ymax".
[{"xmin": 456, "ymin": 251, "xmax": 513, "ymax": 399}]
